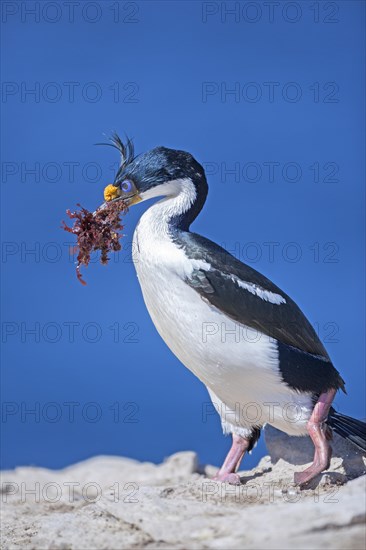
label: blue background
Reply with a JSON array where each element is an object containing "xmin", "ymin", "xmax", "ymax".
[{"xmin": 1, "ymin": 1, "xmax": 365, "ymax": 470}]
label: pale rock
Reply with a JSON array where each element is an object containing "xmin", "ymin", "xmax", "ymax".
[{"xmin": 1, "ymin": 448, "xmax": 365, "ymax": 550}]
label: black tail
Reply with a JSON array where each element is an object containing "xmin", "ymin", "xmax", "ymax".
[{"xmin": 328, "ymin": 410, "xmax": 366, "ymax": 452}]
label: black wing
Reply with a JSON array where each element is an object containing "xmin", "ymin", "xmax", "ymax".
[{"xmin": 176, "ymin": 232, "xmax": 345, "ymax": 394}]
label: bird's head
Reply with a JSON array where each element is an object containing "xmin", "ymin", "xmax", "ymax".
[{"xmin": 101, "ymin": 134, "xmax": 208, "ymax": 228}]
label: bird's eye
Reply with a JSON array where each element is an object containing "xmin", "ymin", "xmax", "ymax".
[{"xmin": 121, "ymin": 180, "xmax": 133, "ymax": 193}]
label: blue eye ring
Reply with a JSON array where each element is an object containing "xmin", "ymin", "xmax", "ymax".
[{"xmin": 120, "ymin": 180, "xmax": 133, "ymax": 193}]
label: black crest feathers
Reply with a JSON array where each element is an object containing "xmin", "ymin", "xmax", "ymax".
[{"xmin": 96, "ymin": 132, "xmax": 135, "ymax": 183}]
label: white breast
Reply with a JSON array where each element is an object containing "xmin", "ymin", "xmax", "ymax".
[{"xmin": 132, "ymin": 195, "xmax": 313, "ymax": 437}]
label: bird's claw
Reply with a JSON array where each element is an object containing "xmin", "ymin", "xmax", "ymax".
[{"xmin": 212, "ymin": 472, "xmax": 241, "ymax": 485}]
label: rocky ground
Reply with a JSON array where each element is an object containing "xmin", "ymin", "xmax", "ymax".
[{"xmin": 1, "ymin": 428, "xmax": 365, "ymax": 550}]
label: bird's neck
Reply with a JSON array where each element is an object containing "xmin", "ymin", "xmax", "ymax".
[{"xmin": 140, "ymin": 177, "xmax": 208, "ymax": 237}]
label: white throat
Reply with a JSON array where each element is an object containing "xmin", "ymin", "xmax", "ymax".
[
  {"xmin": 138, "ymin": 178, "xmax": 197, "ymax": 236},
  {"xmin": 133, "ymin": 178, "xmax": 200, "ymax": 276}
]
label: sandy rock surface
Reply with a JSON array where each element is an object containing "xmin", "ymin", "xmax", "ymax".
[{"xmin": 1, "ymin": 433, "xmax": 365, "ymax": 550}]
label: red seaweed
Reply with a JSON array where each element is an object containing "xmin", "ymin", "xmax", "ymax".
[{"xmin": 62, "ymin": 200, "xmax": 128, "ymax": 285}]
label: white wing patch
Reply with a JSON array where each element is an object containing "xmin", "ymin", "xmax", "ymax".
[{"xmin": 229, "ymin": 275, "xmax": 287, "ymax": 305}]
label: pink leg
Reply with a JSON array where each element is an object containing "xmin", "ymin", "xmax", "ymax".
[
  {"xmin": 294, "ymin": 388, "xmax": 336, "ymax": 486},
  {"xmin": 213, "ymin": 434, "xmax": 250, "ymax": 485}
]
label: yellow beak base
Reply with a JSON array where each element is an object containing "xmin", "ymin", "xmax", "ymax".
[
  {"xmin": 127, "ymin": 195, "xmax": 142, "ymax": 206},
  {"xmin": 104, "ymin": 184, "xmax": 121, "ymax": 202}
]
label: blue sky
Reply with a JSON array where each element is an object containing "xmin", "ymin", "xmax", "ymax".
[{"xmin": 1, "ymin": 0, "xmax": 365, "ymax": 470}]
